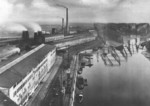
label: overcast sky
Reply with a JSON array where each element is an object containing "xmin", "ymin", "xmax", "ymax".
[{"xmin": 0, "ymin": 0, "xmax": 150, "ymax": 25}]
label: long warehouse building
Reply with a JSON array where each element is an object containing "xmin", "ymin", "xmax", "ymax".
[{"xmin": 0, "ymin": 44, "xmax": 56, "ymax": 106}]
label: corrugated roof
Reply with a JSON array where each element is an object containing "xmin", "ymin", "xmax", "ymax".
[
  {"xmin": 0, "ymin": 44, "xmax": 55, "ymax": 88},
  {"xmin": 0, "ymin": 91, "xmax": 18, "ymax": 106}
]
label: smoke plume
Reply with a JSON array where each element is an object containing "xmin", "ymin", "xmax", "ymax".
[
  {"xmin": 23, "ymin": 23, "xmax": 42, "ymax": 32},
  {"xmin": 0, "ymin": 23, "xmax": 27, "ymax": 32},
  {"xmin": 0, "ymin": 0, "xmax": 150, "ymax": 32}
]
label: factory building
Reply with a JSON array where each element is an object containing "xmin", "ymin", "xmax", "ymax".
[{"xmin": 0, "ymin": 44, "xmax": 56, "ymax": 106}]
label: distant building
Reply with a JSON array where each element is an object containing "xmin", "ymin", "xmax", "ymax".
[
  {"xmin": 51, "ymin": 28, "xmax": 56, "ymax": 35},
  {"xmin": 0, "ymin": 44, "xmax": 56, "ymax": 106}
]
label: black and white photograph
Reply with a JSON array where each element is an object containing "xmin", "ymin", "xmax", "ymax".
[{"xmin": 0, "ymin": 0, "xmax": 150, "ymax": 106}]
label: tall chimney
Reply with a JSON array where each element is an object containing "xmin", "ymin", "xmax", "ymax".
[
  {"xmin": 38, "ymin": 31, "xmax": 42, "ymax": 36},
  {"xmin": 34, "ymin": 32, "xmax": 38, "ymax": 44},
  {"xmin": 22, "ymin": 31, "xmax": 29, "ymax": 41},
  {"xmin": 21, "ymin": 30, "xmax": 31, "ymax": 50},
  {"xmin": 34, "ymin": 31, "xmax": 45, "ymax": 44}
]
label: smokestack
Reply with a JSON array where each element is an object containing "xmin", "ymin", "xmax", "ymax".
[
  {"xmin": 20, "ymin": 30, "xmax": 31, "ymax": 51},
  {"xmin": 38, "ymin": 31, "xmax": 42, "ymax": 36},
  {"xmin": 22, "ymin": 31, "xmax": 29, "ymax": 41},
  {"xmin": 34, "ymin": 32, "xmax": 38, "ymax": 44},
  {"xmin": 34, "ymin": 31, "xmax": 45, "ymax": 45}
]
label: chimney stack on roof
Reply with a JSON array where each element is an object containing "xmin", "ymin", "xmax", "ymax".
[
  {"xmin": 22, "ymin": 31, "xmax": 29, "ymax": 41},
  {"xmin": 34, "ymin": 31, "xmax": 45, "ymax": 45}
]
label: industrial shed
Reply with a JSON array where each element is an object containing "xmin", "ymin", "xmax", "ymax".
[{"xmin": 0, "ymin": 44, "xmax": 56, "ymax": 106}]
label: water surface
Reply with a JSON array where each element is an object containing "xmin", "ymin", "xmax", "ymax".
[{"xmin": 75, "ymin": 48, "xmax": 150, "ymax": 106}]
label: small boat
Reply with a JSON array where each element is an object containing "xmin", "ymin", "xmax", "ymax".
[
  {"xmin": 80, "ymin": 62, "xmax": 85, "ymax": 68},
  {"xmin": 76, "ymin": 76, "xmax": 84, "ymax": 90},
  {"xmin": 86, "ymin": 63, "xmax": 93, "ymax": 67},
  {"xmin": 76, "ymin": 92, "xmax": 83, "ymax": 103},
  {"xmin": 78, "ymin": 68, "xmax": 83, "ymax": 74}
]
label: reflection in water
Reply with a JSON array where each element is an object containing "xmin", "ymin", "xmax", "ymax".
[
  {"xmin": 75, "ymin": 39, "xmax": 150, "ymax": 106},
  {"xmin": 100, "ymin": 39, "xmax": 139, "ymax": 67}
]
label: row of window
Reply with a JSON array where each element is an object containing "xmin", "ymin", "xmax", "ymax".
[
  {"xmin": 13, "ymin": 74, "xmax": 33, "ymax": 97},
  {"xmin": 11, "ymin": 50, "xmax": 56, "ymax": 105},
  {"xmin": 51, "ymin": 49, "xmax": 56, "ymax": 56},
  {"xmin": 38, "ymin": 62, "xmax": 48, "ymax": 81},
  {"xmin": 18, "ymin": 61, "xmax": 48, "ymax": 104},
  {"xmin": 13, "ymin": 59, "xmax": 48, "ymax": 97}
]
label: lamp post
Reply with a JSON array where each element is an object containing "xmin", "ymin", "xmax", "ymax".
[{"xmin": 56, "ymin": 4, "xmax": 69, "ymax": 36}]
